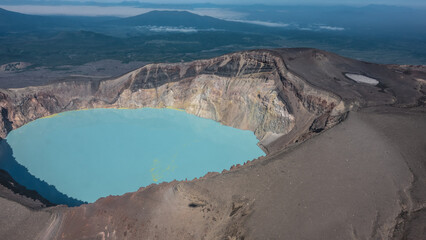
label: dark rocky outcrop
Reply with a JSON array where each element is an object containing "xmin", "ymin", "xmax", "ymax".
[{"xmin": 0, "ymin": 169, "xmax": 53, "ymax": 209}]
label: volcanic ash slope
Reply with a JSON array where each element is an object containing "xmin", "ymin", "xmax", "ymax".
[{"xmin": 0, "ymin": 48, "xmax": 425, "ymax": 240}]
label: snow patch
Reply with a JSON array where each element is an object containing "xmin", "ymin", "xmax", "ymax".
[
  {"xmin": 319, "ymin": 26, "xmax": 345, "ymax": 31},
  {"xmin": 345, "ymin": 73, "xmax": 379, "ymax": 85}
]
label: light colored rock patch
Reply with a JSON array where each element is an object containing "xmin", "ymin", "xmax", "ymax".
[
  {"xmin": 345, "ymin": 73, "xmax": 379, "ymax": 85},
  {"xmin": 415, "ymin": 78, "xmax": 426, "ymax": 84},
  {"xmin": 0, "ymin": 62, "xmax": 32, "ymax": 72},
  {"xmin": 116, "ymin": 74, "xmax": 294, "ymax": 140}
]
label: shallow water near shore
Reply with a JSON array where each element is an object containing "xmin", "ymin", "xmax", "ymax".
[{"xmin": 4, "ymin": 108, "xmax": 264, "ymax": 203}]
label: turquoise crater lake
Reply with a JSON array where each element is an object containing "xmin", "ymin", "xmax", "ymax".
[{"xmin": 4, "ymin": 108, "xmax": 264, "ymax": 203}]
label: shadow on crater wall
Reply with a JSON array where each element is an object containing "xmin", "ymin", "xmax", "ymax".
[{"xmin": 0, "ymin": 139, "xmax": 86, "ymax": 207}]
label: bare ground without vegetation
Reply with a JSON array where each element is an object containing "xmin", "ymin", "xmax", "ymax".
[{"xmin": 0, "ymin": 48, "xmax": 425, "ymax": 240}]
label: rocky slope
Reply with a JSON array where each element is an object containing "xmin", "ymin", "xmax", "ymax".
[
  {"xmin": 0, "ymin": 49, "xmax": 353, "ymax": 150},
  {"xmin": 0, "ymin": 48, "xmax": 425, "ymax": 240}
]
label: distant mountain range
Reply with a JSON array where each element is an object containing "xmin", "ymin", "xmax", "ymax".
[
  {"xmin": 0, "ymin": 8, "xmax": 116, "ymax": 32},
  {"xmin": 0, "ymin": 8, "xmax": 280, "ymax": 67},
  {"xmin": 109, "ymin": 10, "xmax": 263, "ymax": 31},
  {"xmin": 0, "ymin": 8, "xmax": 274, "ymax": 34},
  {"xmin": 0, "ymin": 7, "xmax": 56, "ymax": 31},
  {"xmin": 0, "ymin": 6, "xmax": 425, "ymax": 66}
]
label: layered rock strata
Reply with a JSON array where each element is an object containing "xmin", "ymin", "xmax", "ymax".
[{"xmin": 0, "ymin": 50, "xmax": 352, "ymax": 150}]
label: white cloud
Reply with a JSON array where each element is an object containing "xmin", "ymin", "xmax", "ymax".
[
  {"xmin": 299, "ymin": 27, "xmax": 314, "ymax": 31},
  {"xmin": 319, "ymin": 26, "xmax": 345, "ymax": 31},
  {"xmin": 228, "ymin": 19, "xmax": 289, "ymax": 27},
  {"xmin": 143, "ymin": 26, "xmax": 198, "ymax": 33},
  {"xmin": 190, "ymin": 8, "xmax": 288, "ymax": 28},
  {"xmin": 190, "ymin": 8, "xmax": 246, "ymax": 20}
]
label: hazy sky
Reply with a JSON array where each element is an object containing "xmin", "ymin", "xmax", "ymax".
[
  {"xmin": 1, "ymin": 0, "xmax": 425, "ymax": 18},
  {"xmin": 0, "ymin": 0, "xmax": 425, "ymax": 6}
]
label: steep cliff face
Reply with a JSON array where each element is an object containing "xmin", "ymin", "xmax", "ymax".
[
  {"xmin": 1, "ymin": 48, "xmax": 422, "ymax": 147},
  {"xmin": 0, "ymin": 50, "xmax": 350, "ymax": 150}
]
